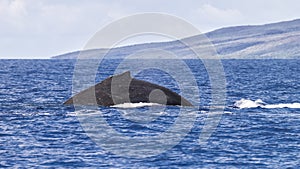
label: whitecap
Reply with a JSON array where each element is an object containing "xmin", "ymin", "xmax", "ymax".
[
  {"xmin": 234, "ymin": 98, "xmax": 300, "ymax": 109},
  {"xmin": 264, "ymin": 103, "xmax": 300, "ymax": 109},
  {"xmin": 233, "ymin": 99, "xmax": 265, "ymax": 109}
]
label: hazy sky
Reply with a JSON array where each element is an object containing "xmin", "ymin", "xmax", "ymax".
[{"xmin": 1, "ymin": 0, "xmax": 300, "ymax": 59}]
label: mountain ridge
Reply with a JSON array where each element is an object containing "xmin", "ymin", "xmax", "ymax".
[{"xmin": 52, "ymin": 19, "xmax": 300, "ymax": 59}]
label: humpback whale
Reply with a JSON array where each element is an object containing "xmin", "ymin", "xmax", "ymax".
[{"xmin": 64, "ymin": 71, "xmax": 192, "ymax": 106}]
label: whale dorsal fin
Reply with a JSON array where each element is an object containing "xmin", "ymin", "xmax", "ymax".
[{"xmin": 112, "ymin": 71, "xmax": 132, "ymax": 81}]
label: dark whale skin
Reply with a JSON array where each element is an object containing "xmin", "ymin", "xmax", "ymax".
[{"xmin": 64, "ymin": 71, "xmax": 193, "ymax": 106}]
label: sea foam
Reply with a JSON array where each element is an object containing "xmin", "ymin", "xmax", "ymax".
[
  {"xmin": 111, "ymin": 102, "xmax": 163, "ymax": 108},
  {"xmin": 234, "ymin": 99, "xmax": 300, "ymax": 109}
]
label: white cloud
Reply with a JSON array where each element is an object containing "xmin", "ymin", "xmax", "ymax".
[
  {"xmin": 202, "ymin": 4, "xmax": 242, "ymax": 21},
  {"xmin": 0, "ymin": 1, "xmax": 123, "ymax": 35},
  {"xmin": 9, "ymin": 0, "xmax": 27, "ymax": 16},
  {"xmin": 0, "ymin": 0, "xmax": 28, "ymax": 29},
  {"xmin": 0, "ymin": 0, "xmax": 27, "ymax": 16},
  {"xmin": 192, "ymin": 4, "xmax": 244, "ymax": 29},
  {"xmin": 0, "ymin": 0, "xmax": 131, "ymax": 58}
]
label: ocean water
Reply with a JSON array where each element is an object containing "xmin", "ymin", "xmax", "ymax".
[{"xmin": 0, "ymin": 59, "xmax": 300, "ymax": 168}]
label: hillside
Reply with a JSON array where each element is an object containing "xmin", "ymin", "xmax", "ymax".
[{"xmin": 52, "ymin": 19, "xmax": 300, "ymax": 59}]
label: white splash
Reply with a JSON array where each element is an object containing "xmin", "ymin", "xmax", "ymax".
[
  {"xmin": 264, "ymin": 103, "xmax": 300, "ymax": 109},
  {"xmin": 234, "ymin": 99, "xmax": 265, "ymax": 109},
  {"xmin": 111, "ymin": 102, "xmax": 163, "ymax": 108},
  {"xmin": 234, "ymin": 99, "xmax": 300, "ymax": 109}
]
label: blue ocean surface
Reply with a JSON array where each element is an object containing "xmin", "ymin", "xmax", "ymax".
[{"xmin": 0, "ymin": 59, "xmax": 300, "ymax": 168}]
